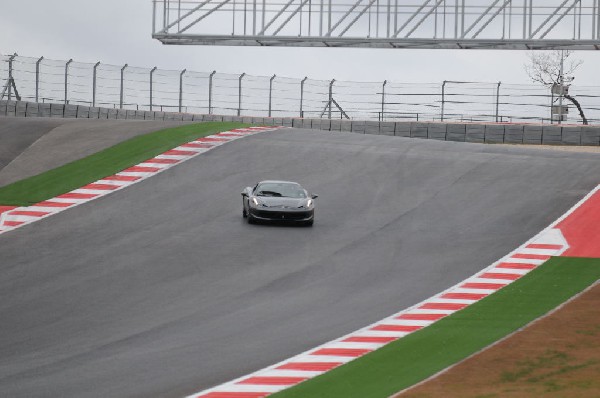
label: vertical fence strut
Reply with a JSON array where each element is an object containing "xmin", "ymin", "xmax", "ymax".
[
  {"xmin": 179, "ymin": 69, "xmax": 186, "ymax": 112},
  {"xmin": 381, "ymin": 80, "xmax": 387, "ymax": 121},
  {"xmin": 36, "ymin": 56, "xmax": 43, "ymax": 103},
  {"xmin": 150, "ymin": 66, "xmax": 157, "ymax": 111},
  {"xmin": 328, "ymin": 79, "xmax": 334, "ymax": 119},
  {"xmin": 208, "ymin": 70, "xmax": 216, "ymax": 114},
  {"xmin": 120, "ymin": 64, "xmax": 128, "ymax": 109},
  {"xmin": 238, "ymin": 72, "xmax": 245, "ymax": 116},
  {"xmin": 300, "ymin": 76, "xmax": 307, "ymax": 117},
  {"xmin": 441, "ymin": 80, "xmax": 447, "ymax": 121},
  {"xmin": 496, "ymin": 81, "xmax": 501, "ymax": 122},
  {"xmin": 558, "ymin": 49, "xmax": 565, "ymax": 125},
  {"xmin": 64, "ymin": 59, "xmax": 73, "ymax": 105},
  {"xmin": 268, "ymin": 74, "xmax": 276, "ymax": 117},
  {"xmin": 92, "ymin": 61, "xmax": 100, "ymax": 108}
]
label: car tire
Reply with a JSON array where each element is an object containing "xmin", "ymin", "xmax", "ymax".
[
  {"xmin": 304, "ymin": 219, "xmax": 314, "ymax": 227},
  {"xmin": 247, "ymin": 214, "xmax": 256, "ymax": 224}
]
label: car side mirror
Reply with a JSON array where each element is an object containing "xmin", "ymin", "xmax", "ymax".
[
  {"xmin": 311, "ymin": 194, "xmax": 318, "ymax": 199},
  {"xmin": 241, "ymin": 192, "xmax": 247, "ymax": 197}
]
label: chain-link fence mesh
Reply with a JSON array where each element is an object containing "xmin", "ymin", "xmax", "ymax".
[{"xmin": 2, "ymin": 53, "xmax": 599, "ymax": 124}]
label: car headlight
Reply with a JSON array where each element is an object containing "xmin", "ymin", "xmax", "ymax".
[
  {"xmin": 299, "ymin": 199, "xmax": 313, "ymax": 209},
  {"xmin": 251, "ymin": 197, "xmax": 259, "ymax": 206}
]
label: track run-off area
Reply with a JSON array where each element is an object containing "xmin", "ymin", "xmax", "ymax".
[{"xmin": 0, "ymin": 118, "xmax": 599, "ymax": 398}]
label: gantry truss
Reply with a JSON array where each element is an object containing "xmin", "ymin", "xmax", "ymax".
[{"xmin": 152, "ymin": 0, "xmax": 600, "ymax": 49}]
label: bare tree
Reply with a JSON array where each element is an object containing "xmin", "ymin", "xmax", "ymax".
[{"xmin": 525, "ymin": 50, "xmax": 588, "ymax": 125}]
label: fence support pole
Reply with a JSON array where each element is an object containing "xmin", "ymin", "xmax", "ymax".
[
  {"xmin": 64, "ymin": 59, "xmax": 73, "ymax": 104},
  {"xmin": 150, "ymin": 66, "xmax": 157, "ymax": 111},
  {"xmin": 381, "ymin": 80, "xmax": 387, "ymax": 122},
  {"xmin": 238, "ymin": 73, "xmax": 245, "ymax": 117},
  {"xmin": 120, "ymin": 64, "xmax": 128, "ymax": 109},
  {"xmin": 5, "ymin": 53, "xmax": 17, "ymax": 101},
  {"xmin": 300, "ymin": 76, "xmax": 307, "ymax": 117},
  {"xmin": 328, "ymin": 79, "xmax": 335, "ymax": 119},
  {"xmin": 92, "ymin": 61, "xmax": 100, "ymax": 107},
  {"xmin": 35, "ymin": 56, "xmax": 43, "ymax": 103},
  {"xmin": 179, "ymin": 69, "xmax": 186, "ymax": 113},
  {"xmin": 268, "ymin": 74, "xmax": 276, "ymax": 117},
  {"xmin": 441, "ymin": 80, "xmax": 447, "ymax": 121},
  {"xmin": 550, "ymin": 86, "xmax": 555, "ymax": 124},
  {"xmin": 209, "ymin": 70, "xmax": 216, "ymax": 114},
  {"xmin": 495, "ymin": 81, "xmax": 501, "ymax": 122}
]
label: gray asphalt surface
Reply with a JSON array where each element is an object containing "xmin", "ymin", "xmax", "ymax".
[
  {"xmin": 0, "ymin": 118, "xmax": 194, "ymax": 187},
  {"xmin": 1, "ymin": 125, "xmax": 599, "ymax": 398}
]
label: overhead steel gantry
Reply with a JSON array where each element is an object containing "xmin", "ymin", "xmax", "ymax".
[{"xmin": 152, "ymin": 0, "xmax": 600, "ymax": 49}]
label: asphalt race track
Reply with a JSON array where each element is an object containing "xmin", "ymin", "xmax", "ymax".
[{"xmin": 1, "ymin": 121, "xmax": 600, "ymax": 398}]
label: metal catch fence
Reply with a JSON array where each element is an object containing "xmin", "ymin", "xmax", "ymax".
[{"xmin": 2, "ymin": 53, "xmax": 599, "ymax": 124}]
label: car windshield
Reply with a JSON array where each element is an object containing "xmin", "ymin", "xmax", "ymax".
[{"xmin": 255, "ymin": 183, "xmax": 306, "ymax": 198}]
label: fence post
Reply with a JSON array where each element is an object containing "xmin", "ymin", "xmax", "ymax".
[
  {"xmin": 550, "ymin": 87, "xmax": 555, "ymax": 124},
  {"xmin": 150, "ymin": 66, "xmax": 157, "ymax": 111},
  {"xmin": 441, "ymin": 80, "xmax": 447, "ymax": 121},
  {"xmin": 64, "ymin": 59, "xmax": 73, "ymax": 104},
  {"xmin": 495, "ymin": 81, "xmax": 501, "ymax": 122},
  {"xmin": 300, "ymin": 76, "xmax": 307, "ymax": 117},
  {"xmin": 92, "ymin": 61, "xmax": 100, "ymax": 107},
  {"xmin": 5, "ymin": 53, "xmax": 17, "ymax": 101},
  {"xmin": 35, "ymin": 56, "xmax": 43, "ymax": 102},
  {"xmin": 120, "ymin": 64, "xmax": 128, "ymax": 109},
  {"xmin": 268, "ymin": 74, "xmax": 276, "ymax": 117},
  {"xmin": 179, "ymin": 68, "xmax": 186, "ymax": 113},
  {"xmin": 381, "ymin": 80, "xmax": 387, "ymax": 122},
  {"xmin": 238, "ymin": 72, "xmax": 245, "ymax": 117},
  {"xmin": 328, "ymin": 79, "xmax": 335, "ymax": 119},
  {"xmin": 208, "ymin": 70, "xmax": 216, "ymax": 114}
]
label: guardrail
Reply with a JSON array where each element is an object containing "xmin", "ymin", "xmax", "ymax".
[{"xmin": 2, "ymin": 99, "xmax": 599, "ymax": 146}]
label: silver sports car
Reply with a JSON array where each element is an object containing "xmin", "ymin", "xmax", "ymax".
[{"xmin": 242, "ymin": 180, "xmax": 317, "ymax": 226}]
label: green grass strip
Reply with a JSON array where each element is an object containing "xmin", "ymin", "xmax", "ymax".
[
  {"xmin": 0, "ymin": 122, "xmax": 249, "ymax": 206},
  {"xmin": 271, "ymin": 257, "xmax": 600, "ymax": 398}
]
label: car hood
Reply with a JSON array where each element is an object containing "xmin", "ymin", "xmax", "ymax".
[{"xmin": 256, "ymin": 196, "xmax": 306, "ymax": 208}]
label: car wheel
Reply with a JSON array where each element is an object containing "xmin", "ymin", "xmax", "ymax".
[
  {"xmin": 247, "ymin": 214, "xmax": 256, "ymax": 224},
  {"xmin": 304, "ymin": 219, "xmax": 314, "ymax": 227},
  {"xmin": 242, "ymin": 200, "xmax": 248, "ymax": 218}
]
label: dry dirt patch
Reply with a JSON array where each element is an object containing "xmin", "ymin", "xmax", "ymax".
[{"xmin": 396, "ymin": 283, "xmax": 600, "ymax": 398}]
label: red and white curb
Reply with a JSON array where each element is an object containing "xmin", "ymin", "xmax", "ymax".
[
  {"xmin": 0, "ymin": 126, "xmax": 282, "ymax": 235},
  {"xmin": 186, "ymin": 185, "xmax": 600, "ymax": 398}
]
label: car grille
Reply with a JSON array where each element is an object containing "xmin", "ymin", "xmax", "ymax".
[{"xmin": 254, "ymin": 210, "xmax": 311, "ymax": 220}]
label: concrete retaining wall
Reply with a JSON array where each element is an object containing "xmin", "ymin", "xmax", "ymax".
[{"xmin": 2, "ymin": 100, "xmax": 599, "ymax": 146}]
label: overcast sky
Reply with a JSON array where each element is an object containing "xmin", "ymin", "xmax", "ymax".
[{"xmin": 1, "ymin": 0, "xmax": 599, "ymax": 85}]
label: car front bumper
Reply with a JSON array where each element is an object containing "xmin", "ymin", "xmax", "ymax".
[{"xmin": 248, "ymin": 208, "xmax": 314, "ymax": 222}]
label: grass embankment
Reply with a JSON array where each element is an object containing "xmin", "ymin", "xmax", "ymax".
[
  {"xmin": 271, "ymin": 257, "xmax": 600, "ymax": 398},
  {"xmin": 400, "ymin": 278, "xmax": 600, "ymax": 398},
  {"xmin": 0, "ymin": 122, "xmax": 248, "ymax": 206}
]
